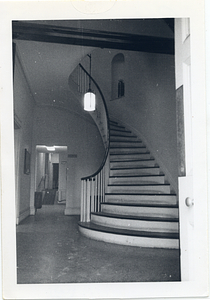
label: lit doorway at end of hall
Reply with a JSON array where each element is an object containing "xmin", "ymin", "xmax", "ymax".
[{"xmin": 35, "ymin": 145, "xmax": 67, "ymax": 210}]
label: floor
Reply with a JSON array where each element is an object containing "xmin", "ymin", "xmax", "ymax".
[{"xmin": 16, "ymin": 204, "xmax": 181, "ymax": 284}]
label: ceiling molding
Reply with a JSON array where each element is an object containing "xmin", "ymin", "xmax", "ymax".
[{"xmin": 13, "ymin": 21, "xmax": 174, "ymax": 55}]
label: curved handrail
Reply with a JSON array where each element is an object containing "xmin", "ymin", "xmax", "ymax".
[{"xmin": 79, "ymin": 63, "xmax": 110, "ymax": 180}]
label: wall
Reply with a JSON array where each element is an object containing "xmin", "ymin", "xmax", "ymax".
[
  {"xmin": 13, "ymin": 47, "xmax": 35, "ymax": 223},
  {"xmin": 59, "ymin": 151, "xmax": 67, "ymax": 201},
  {"xmin": 36, "ymin": 152, "xmax": 45, "ymax": 191},
  {"xmin": 31, "ymin": 106, "xmax": 105, "ymax": 214},
  {"xmin": 90, "ymin": 47, "xmax": 178, "ymax": 192}
]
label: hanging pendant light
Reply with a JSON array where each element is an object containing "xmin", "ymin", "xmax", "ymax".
[{"xmin": 84, "ymin": 54, "xmax": 96, "ymax": 111}]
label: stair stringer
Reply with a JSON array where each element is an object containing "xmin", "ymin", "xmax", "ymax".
[{"xmin": 109, "ymin": 115, "xmax": 178, "ymax": 195}]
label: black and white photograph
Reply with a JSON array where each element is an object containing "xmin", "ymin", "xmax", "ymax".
[{"xmin": 0, "ymin": 0, "xmax": 209, "ymax": 299}]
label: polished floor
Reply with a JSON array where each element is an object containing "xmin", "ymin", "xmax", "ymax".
[{"xmin": 16, "ymin": 204, "xmax": 181, "ymax": 284}]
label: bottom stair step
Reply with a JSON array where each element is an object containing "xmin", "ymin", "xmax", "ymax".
[
  {"xmin": 92, "ymin": 212, "xmax": 178, "ymax": 222},
  {"xmin": 91, "ymin": 212, "xmax": 179, "ymax": 233},
  {"xmin": 101, "ymin": 202, "xmax": 178, "ymax": 219},
  {"xmin": 78, "ymin": 221, "xmax": 179, "ymax": 249}
]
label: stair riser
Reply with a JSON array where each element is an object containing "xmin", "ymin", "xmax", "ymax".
[
  {"xmin": 110, "ymin": 160, "xmax": 155, "ymax": 168},
  {"xmin": 110, "ymin": 142, "xmax": 144, "ymax": 148},
  {"xmin": 110, "ymin": 136, "xmax": 138, "ymax": 142},
  {"xmin": 110, "ymin": 153, "xmax": 151, "ymax": 160},
  {"xmin": 91, "ymin": 214, "xmax": 179, "ymax": 233},
  {"xmin": 105, "ymin": 194, "xmax": 177, "ymax": 204},
  {"xmin": 79, "ymin": 226, "xmax": 179, "ymax": 249},
  {"xmin": 110, "ymin": 147, "xmax": 148, "ymax": 154},
  {"xmin": 101, "ymin": 204, "xmax": 179, "ymax": 218},
  {"xmin": 110, "ymin": 130, "xmax": 132, "ymax": 137},
  {"xmin": 110, "ymin": 168, "xmax": 160, "ymax": 176},
  {"xmin": 110, "ymin": 124, "xmax": 125, "ymax": 130},
  {"xmin": 107, "ymin": 185, "xmax": 171, "ymax": 194},
  {"xmin": 109, "ymin": 176, "xmax": 165, "ymax": 184}
]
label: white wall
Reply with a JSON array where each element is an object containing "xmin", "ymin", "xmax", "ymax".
[
  {"xmin": 14, "ymin": 46, "xmax": 105, "ymax": 218},
  {"xmin": 36, "ymin": 152, "xmax": 45, "ymax": 191},
  {"xmin": 13, "ymin": 47, "xmax": 35, "ymax": 223},
  {"xmin": 90, "ymin": 48, "xmax": 178, "ymax": 192},
  {"xmin": 31, "ymin": 106, "xmax": 105, "ymax": 214},
  {"xmin": 59, "ymin": 152, "xmax": 67, "ymax": 201}
]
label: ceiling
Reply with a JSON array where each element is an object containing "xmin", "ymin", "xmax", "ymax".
[{"xmin": 13, "ymin": 19, "xmax": 174, "ymax": 113}]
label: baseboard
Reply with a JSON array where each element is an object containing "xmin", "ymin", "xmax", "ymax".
[
  {"xmin": 30, "ymin": 206, "xmax": 36, "ymax": 215},
  {"xmin": 64, "ymin": 207, "xmax": 80, "ymax": 215},
  {"xmin": 17, "ymin": 207, "xmax": 30, "ymax": 225}
]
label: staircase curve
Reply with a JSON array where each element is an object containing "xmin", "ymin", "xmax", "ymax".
[{"xmin": 69, "ymin": 63, "xmax": 179, "ymax": 249}]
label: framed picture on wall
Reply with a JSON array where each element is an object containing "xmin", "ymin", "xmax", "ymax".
[{"xmin": 24, "ymin": 148, "xmax": 30, "ymax": 175}]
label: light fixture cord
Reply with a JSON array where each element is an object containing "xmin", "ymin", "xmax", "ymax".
[{"xmin": 88, "ymin": 54, "xmax": 91, "ymax": 90}]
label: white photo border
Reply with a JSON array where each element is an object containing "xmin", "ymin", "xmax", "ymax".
[{"xmin": 0, "ymin": 0, "xmax": 209, "ymax": 299}]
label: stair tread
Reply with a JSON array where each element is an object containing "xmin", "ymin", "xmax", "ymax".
[
  {"xmin": 109, "ymin": 182, "xmax": 165, "ymax": 186},
  {"xmin": 110, "ymin": 139, "xmax": 139, "ymax": 142},
  {"xmin": 110, "ymin": 159, "xmax": 155, "ymax": 162},
  {"xmin": 110, "ymin": 152, "xmax": 150, "ymax": 155},
  {"xmin": 110, "ymin": 140, "xmax": 142, "ymax": 143},
  {"xmin": 109, "ymin": 174, "xmax": 164, "ymax": 178},
  {"xmin": 106, "ymin": 192, "xmax": 176, "ymax": 196},
  {"xmin": 110, "ymin": 129, "xmax": 132, "ymax": 133},
  {"xmin": 110, "ymin": 126, "xmax": 126, "ymax": 130},
  {"xmin": 78, "ymin": 222, "xmax": 179, "ymax": 239},
  {"xmin": 110, "ymin": 146, "xmax": 146, "ymax": 149},
  {"xmin": 109, "ymin": 122, "xmax": 124, "ymax": 128},
  {"xmin": 110, "ymin": 134, "xmax": 137, "ymax": 142},
  {"xmin": 102, "ymin": 201, "xmax": 178, "ymax": 208},
  {"xmin": 108, "ymin": 183, "xmax": 169, "ymax": 187},
  {"xmin": 111, "ymin": 166, "xmax": 159, "ymax": 170},
  {"xmin": 92, "ymin": 212, "xmax": 179, "ymax": 222},
  {"xmin": 110, "ymin": 132, "xmax": 137, "ymax": 136}
]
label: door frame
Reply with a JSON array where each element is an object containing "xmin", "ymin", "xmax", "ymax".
[{"xmin": 175, "ymin": 16, "xmax": 209, "ymax": 293}]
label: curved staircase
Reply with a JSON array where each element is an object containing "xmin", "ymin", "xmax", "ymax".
[{"xmin": 79, "ymin": 120, "xmax": 179, "ymax": 249}]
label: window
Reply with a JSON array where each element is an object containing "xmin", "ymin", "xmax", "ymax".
[{"xmin": 118, "ymin": 80, "xmax": 125, "ymax": 98}]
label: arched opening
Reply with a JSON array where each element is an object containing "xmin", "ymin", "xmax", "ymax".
[{"xmin": 111, "ymin": 53, "xmax": 125, "ymax": 100}]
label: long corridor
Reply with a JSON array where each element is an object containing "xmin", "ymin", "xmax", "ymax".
[{"xmin": 16, "ymin": 204, "xmax": 181, "ymax": 284}]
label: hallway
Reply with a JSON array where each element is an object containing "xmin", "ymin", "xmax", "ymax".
[{"xmin": 16, "ymin": 205, "xmax": 181, "ymax": 284}]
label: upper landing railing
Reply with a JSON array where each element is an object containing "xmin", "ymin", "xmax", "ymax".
[{"xmin": 68, "ymin": 62, "xmax": 110, "ymax": 222}]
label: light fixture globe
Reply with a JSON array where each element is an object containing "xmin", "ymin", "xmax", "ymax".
[
  {"xmin": 83, "ymin": 54, "xmax": 96, "ymax": 112},
  {"xmin": 84, "ymin": 89, "xmax": 96, "ymax": 111}
]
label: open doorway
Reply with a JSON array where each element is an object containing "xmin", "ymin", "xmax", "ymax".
[
  {"xmin": 53, "ymin": 163, "xmax": 59, "ymax": 189},
  {"xmin": 35, "ymin": 145, "xmax": 67, "ymax": 212}
]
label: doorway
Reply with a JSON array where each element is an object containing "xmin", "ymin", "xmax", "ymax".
[
  {"xmin": 53, "ymin": 163, "xmax": 59, "ymax": 189},
  {"xmin": 35, "ymin": 145, "xmax": 67, "ymax": 212}
]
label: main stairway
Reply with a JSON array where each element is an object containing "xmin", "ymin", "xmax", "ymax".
[
  {"xmin": 78, "ymin": 120, "xmax": 179, "ymax": 249},
  {"xmin": 69, "ymin": 62, "xmax": 179, "ymax": 249}
]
